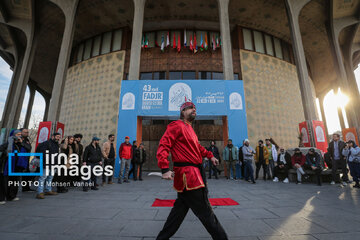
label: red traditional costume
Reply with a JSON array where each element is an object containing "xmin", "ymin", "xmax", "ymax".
[
  {"xmin": 156, "ymin": 100, "xmax": 228, "ymax": 240},
  {"xmin": 157, "ymin": 119, "xmax": 214, "ymax": 192}
]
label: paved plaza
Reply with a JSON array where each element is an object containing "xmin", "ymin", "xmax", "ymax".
[{"xmin": 0, "ymin": 175, "xmax": 360, "ymax": 240}]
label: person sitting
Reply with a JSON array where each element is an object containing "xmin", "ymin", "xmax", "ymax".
[
  {"xmin": 291, "ymin": 148, "xmax": 309, "ymax": 184},
  {"xmin": 273, "ymin": 147, "xmax": 291, "ymax": 183},
  {"xmin": 305, "ymin": 148, "xmax": 323, "ymax": 186}
]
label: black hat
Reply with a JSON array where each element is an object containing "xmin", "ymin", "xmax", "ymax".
[{"xmin": 294, "ymin": 148, "xmax": 300, "ymax": 151}]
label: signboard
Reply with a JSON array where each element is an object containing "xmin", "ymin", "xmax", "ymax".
[
  {"xmin": 299, "ymin": 121, "xmax": 311, "ymax": 147},
  {"xmin": 116, "ymin": 80, "xmax": 248, "ymax": 176},
  {"xmin": 35, "ymin": 121, "xmax": 52, "ymax": 149},
  {"xmin": 342, "ymin": 128, "xmax": 359, "ymax": 146},
  {"xmin": 56, "ymin": 122, "xmax": 65, "ymax": 138},
  {"xmin": 312, "ymin": 120, "xmax": 328, "ymax": 153}
]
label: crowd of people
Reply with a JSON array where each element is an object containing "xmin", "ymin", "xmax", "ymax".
[
  {"xmin": 0, "ymin": 130, "xmax": 147, "ymax": 204},
  {"xmin": 206, "ymin": 134, "xmax": 360, "ymax": 187},
  {"xmin": 0, "ymin": 128, "xmax": 360, "ymax": 205}
]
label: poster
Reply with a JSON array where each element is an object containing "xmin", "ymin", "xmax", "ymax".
[
  {"xmin": 342, "ymin": 128, "xmax": 359, "ymax": 146},
  {"xmin": 56, "ymin": 122, "xmax": 65, "ymax": 139},
  {"xmin": 35, "ymin": 121, "xmax": 52, "ymax": 149},
  {"xmin": 312, "ymin": 120, "xmax": 328, "ymax": 153},
  {"xmin": 299, "ymin": 121, "xmax": 311, "ymax": 147}
]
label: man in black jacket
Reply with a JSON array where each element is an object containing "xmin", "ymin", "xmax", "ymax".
[
  {"xmin": 327, "ymin": 133, "xmax": 348, "ymax": 185},
  {"xmin": 305, "ymin": 148, "xmax": 323, "ymax": 186},
  {"xmin": 83, "ymin": 137, "xmax": 102, "ymax": 191},
  {"xmin": 133, "ymin": 143, "xmax": 146, "ymax": 181},
  {"xmin": 273, "ymin": 147, "xmax": 291, "ymax": 183},
  {"xmin": 35, "ymin": 132, "xmax": 61, "ymax": 199},
  {"xmin": 207, "ymin": 141, "xmax": 220, "ymax": 179}
]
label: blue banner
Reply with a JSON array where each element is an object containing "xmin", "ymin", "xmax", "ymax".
[{"xmin": 115, "ymin": 80, "xmax": 248, "ymax": 176}]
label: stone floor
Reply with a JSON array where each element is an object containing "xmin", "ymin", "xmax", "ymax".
[{"xmin": 0, "ymin": 175, "xmax": 360, "ymax": 240}]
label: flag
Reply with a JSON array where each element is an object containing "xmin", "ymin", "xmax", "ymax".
[
  {"xmin": 189, "ymin": 34, "xmax": 193, "ymax": 51},
  {"xmin": 212, "ymin": 34, "xmax": 216, "ymax": 51},
  {"xmin": 173, "ymin": 32, "xmax": 176, "ymax": 49},
  {"xmin": 177, "ymin": 33, "xmax": 181, "ymax": 52},
  {"xmin": 144, "ymin": 34, "xmax": 148, "ymax": 48},
  {"xmin": 194, "ymin": 33, "xmax": 198, "ymax": 53},
  {"xmin": 161, "ymin": 34, "xmax": 165, "ymax": 52},
  {"xmin": 184, "ymin": 29, "xmax": 187, "ymax": 47},
  {"xmin": 166, "ymin": 32, "xmax": 170, "ymax": 47},
  {"xmin": 200, "ymin": 34, "xmax": 204, "ymax": 51},
  {"xmin": 204, "ymin": 34, "xmax": 208, "ymax": 50}
]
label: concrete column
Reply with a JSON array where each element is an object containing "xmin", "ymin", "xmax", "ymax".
[
  {"xmin": 285, "ymin": 0, "xmax": 318, "ymax": 121},
  {"xmin": 47, "ymin": 0, "xmax": 79, "ymax": 122},
  {"xmin": 23, "ymin": 85, "xmax": 36, "ymax": 128},
  {"xmin": 0, "ymin": 53, "xmax": 24, "ymax": 129},
  {"xmin": 328, "ymin": 9, "xmax": 360, "ymax": 127},
  {"xmin": 217, "ymin": 0, "xmax": 234, "ymax": 80},
  {"xmin": 318, "ymin": 92, "xmax": 330, "ymax": 140},
  {"xmin": 43, "ymin": 96, "xmax": 50, "ymax": 122},
  {"xmin": 128, "ymin": 0, "xmax": 146, "ymax": 80}
]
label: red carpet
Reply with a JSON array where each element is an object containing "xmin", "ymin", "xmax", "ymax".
[{"xmin": 152, "ymin": 198, "xmax": 239, "ymax": 207}]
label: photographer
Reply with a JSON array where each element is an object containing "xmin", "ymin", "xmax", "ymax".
[
  {"xmin": 342, "ymin": 140, "xmax": 360, "ymax": 188},
  {"xmin": 0, "ymin": 130, "xmax": 26, "ymax": 203}
]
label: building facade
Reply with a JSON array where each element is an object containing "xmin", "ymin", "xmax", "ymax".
[{"xmin": 0, "ymin": 0, "xmax": 360, "ymax": 170}]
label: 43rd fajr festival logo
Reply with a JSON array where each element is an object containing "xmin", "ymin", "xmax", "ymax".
[{"xmin": 8, "ymin": 151, "xmax": 114, "ymax": 186}]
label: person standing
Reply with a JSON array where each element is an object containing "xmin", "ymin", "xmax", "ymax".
[
  {"xmin": 83, "ymin": 137, "xmax": 102, "ymax": 191},
  {"xmin": 242, "ymin": 139, "xmax": 256, "ymax": 184},
  {"xmin": 19, "ymin": 128, "xmax": 34, "ymax": 192},
  {"xmin": 128, "ymin": 140, "xmax": 137, "ymax": 180},
  {"xmin": 207, "ymin": 141, "xmax": 220, "ymax": 179},
  {"xmin": 0, "ymin": 130, "xmax": 25, "ymax": 203},
  {"xmin": 223, "ymin": 139, "xmax": 238, "ymax": 180},
  {"xmin": 118, "ymin": 136, "xmax": 132, "ymax": 184},
  {"xmin": 291, "ymin": 148, "xmax": 308, "ymax": 184},
  {"xmin": 35, "ymin": 133, "xmax": 61, "ymax": 199},
  {"xmin": 73, "ymin": 134, "xmax": 84, "ymax": 182},
  {"xmin": 265, "ymin": 139, "xmax": 277, "ymax": 179},
  {"xmin": 305, "ymin": 148, "xmax": 322, "ymax": 186},
  {"xmin": 57, "ymin": 136, "xmax": 75, "ymax": 193},
  {"xmin": 134, "ymin": 143, "xmax": 146, "ymax": 181},
  {"xmin": 327, "ymin": 133, "xmax": 348, "ymax": 185},
  {"xmin": 156, "ymin": 100, "xmax": 228, "ymax": 240},
  {"xmin": 255, "ymin": 140, "xmax": 270, "ymax": 180},
  {"xmin": 273, "ymin": 147, "xmax": 291, "ymax": 183},
  {"xmin": 102, "ymin": 134, "xmax": 116, "ymax": 185},
  {"xmin": 342, "ymin": 140, "xmax": 360, "ymax": 188}
]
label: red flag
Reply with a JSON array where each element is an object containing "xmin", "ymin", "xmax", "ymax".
[
  {"xmin": 193, "ymin": 34, "xmax": 197, "ymax": 53},
  {"xmin": 173, "ymin": 32, "xmax": 176, "ymax": 49},
  {"xmin": 177, "ymin": 33, "xmax": 181, "ymax": 52},
  {"xmin": 189, "ymin": 35, "xmax": 193, "ymax": 51}
]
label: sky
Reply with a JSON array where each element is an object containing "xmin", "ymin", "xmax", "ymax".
[
  {"xmin": 0, "ymin": 57, "xmax": 360, "ymax": 133},
  {"xmin": 0, "ymin": 57, "xmax": 45, "ymax": 128}
]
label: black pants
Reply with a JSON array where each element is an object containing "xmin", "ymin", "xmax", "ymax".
[
  {"xmin": 133, "ymin": 163, "xmax": 143, "ymax": 180},
  {"xmin": 332, "ymin": 159, "xmax": 348, "ymax": 182},
  {"xmin": 208, "ymin": 160, "xmax": 218, "ymax": 179},
  {"xmin": 0, "ymin": 173, "xmax": 6, "ymax": 201},
  {"xmin": 274, "ymin": 165, "xmax": 289, "ymax": 180},
  {"xmin": 305, "ymin": 166, "xmax": 322, "ymax": 184},
  {"xmin": 102, "ymin": 158, "xmax": 115, "ymax": 183},
  {"xmin": 5, "ymin": 175, "xmax": 19, "ymax": 201},
  {"xmin": 156, "ymin": 188, "xmax": 228, "ymax": 240},
  {"xmin": 84, "ymin": 163, "xmax": 99, "ymax": 190},
  {"xmin": 255, "ymin": 161, "xmax": 269, "ymax": 179},
  {"xmin": 128, "ymin": 161, "xmax": 135, "ymax": 179}
]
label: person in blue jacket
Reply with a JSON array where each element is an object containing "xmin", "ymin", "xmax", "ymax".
[{"xmin": 342, "ymin": 140, "xmax": 360, "ymax": 188}]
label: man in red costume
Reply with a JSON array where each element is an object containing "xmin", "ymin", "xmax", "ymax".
[{"xmin": 156, "ymin": 100, "xmax": 228, "ymax": 240}]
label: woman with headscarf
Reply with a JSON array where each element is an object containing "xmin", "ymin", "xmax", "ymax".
[
  {"xmin": 56, "ymin": 136, "xmax": 75, "ymax": 193},
  {"xmin": 342, "ymin": 140, "xmax": 360, "ymax": 188}
]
